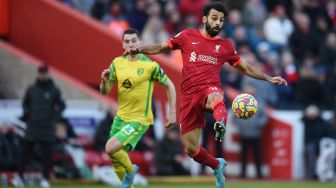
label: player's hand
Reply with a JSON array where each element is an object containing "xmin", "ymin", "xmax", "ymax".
[
  {"xmin": 165, "ymin": 111, "xmax": 176, "ymax": 128},
  {"xmin": 101, "ymin": 69, "xmax": 110, "ymax": 83},
  {"xmin": 122, "ymin": 48, "xmax": 141, "ymax": 56},
  {"xmin": 268, "ymin": 76, "xmax": 288, "ymax": 86}
]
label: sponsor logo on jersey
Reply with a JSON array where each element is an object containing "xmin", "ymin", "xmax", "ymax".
[
  {"xmin": 198, "ymin": 54, "xmax": 218, "ymax": 64},
  {"xmin": 189, "ymin": 52, "xmax": 218, "ymax": 64},
  {"xmin": 190, "ymin": 52, "xmax": 197, "ymax": 62},
  {"xmin": 122, "ymin": 78, "xmax": 134, "ymax": 89}
]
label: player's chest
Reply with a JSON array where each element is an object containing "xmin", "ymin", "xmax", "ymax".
[
  {"xmin": 184, "ymin": 41, "xmax": 226, "ymax": 64},
  {"xmin": 115, "ymin": 64, "xmax": 151, "ymax": 83}
]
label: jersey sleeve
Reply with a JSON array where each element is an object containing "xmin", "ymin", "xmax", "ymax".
[
  {"xmin": 151, "ymin": 63, "xmax": 168, "ymax": 84},
  {"xmin": 108, "ymin": 61, "xmax": 116, "ymax": 83},
  {"xmin": 166, "ymin": 30, "xmax": 186, "ymax": 50},
  {"xmin": 226, "ymin": 41, "xmax": 241, "ymax": 67}
]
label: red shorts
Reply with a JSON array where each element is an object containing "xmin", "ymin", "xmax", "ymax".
[{"xmin": 179, "ymin": 86, "xmax": 224, "ymax": 135}]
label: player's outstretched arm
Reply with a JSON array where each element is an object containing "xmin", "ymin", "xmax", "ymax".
[
  {"xmin": 123, "ymin": 41, "xmax": 171, "ymax": 56},
  {"xmin": 161, "ymin": 77, "xmax": 177, "ymax": 128},
  {"xmin": 100, "ymin": 69, "xmax": 113, "ymax": 95},
  {"xmin": 235, "ymin": 59, "xmax": 288, "ymax": 86}
]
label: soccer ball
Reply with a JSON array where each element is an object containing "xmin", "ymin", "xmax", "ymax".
[{"xmin": 232, "ymin": 93, "xmax": 258, "ymax": 119}]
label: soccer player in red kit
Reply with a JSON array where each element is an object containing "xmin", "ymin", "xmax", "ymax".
[{"xmin": 125, "ymin": 2, "xmax": 287, "ymax": 187}]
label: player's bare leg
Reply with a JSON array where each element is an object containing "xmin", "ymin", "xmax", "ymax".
[
  {"xmin": 182, "ymin": 128, "xmax": 225, "ymax": 187},
  {"xmin": 206, "ymin": 92, "xmax": 227, "ymax": 142}
]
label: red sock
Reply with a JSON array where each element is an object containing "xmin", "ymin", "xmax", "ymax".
[
  {"xmin": 211, "ymin": 100, "xmax": 227, "ymax": 124},
  {"xmin": 189, "ymin": 147, "xmax": 219, "ymax": 169}
]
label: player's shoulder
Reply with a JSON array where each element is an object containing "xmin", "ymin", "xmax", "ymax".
[
  {"xmin": 175, "ymin": 29, "xmax": 198, "ymax": 37},
  {"xmin": 218, "ymin": 38, "xmax": 235, "ymax": 47},
  {"xmin": 138, "ymin": 54, "xmax": 154, "ymax": 63},
  {"xmin": 183, "ymin": 29, "xmax": 199, "ymax": 35},
  {"xmin": 113, "ymin": 56, "xmax": 127, "ymax": 63}
]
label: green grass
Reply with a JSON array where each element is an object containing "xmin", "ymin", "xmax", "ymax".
[{"xmin": 18, "ymin": 182, "xmax": 336, "ymax": 188}]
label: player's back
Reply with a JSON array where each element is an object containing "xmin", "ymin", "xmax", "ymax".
[{"xmin": 168, "ymin": 29, "xmax": 240, "ymax": 95}]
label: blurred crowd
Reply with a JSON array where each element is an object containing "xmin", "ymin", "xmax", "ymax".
[
  {"xmin": 56, "ymin": 0, "xmax": 336, "ymax": 181},
  {"xmin": 58, "ymin": 0, "xmax": 336, "ymax": 109},
  {"xmin": 1, "ymin": 0, "xmax": 336, "ymax": 186}
]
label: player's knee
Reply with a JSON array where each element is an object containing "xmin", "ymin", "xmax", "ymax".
[
  {"xmin": 105, "ymin": 143, "xmax": 117, "ymax": 155},
  {"xmin": 210, "ymin": 93, "xmax": 223, "ymax": 102},
  {"xmin": 207, "ymin": 93, "xmax": 223, "ymax": 107},
  {"xmin": 184, "ymin": 143, "xmax": 199, "ymax": 156}
]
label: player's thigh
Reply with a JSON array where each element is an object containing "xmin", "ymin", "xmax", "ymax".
[
  {"xmin": 105, "ymin": 116, "xmax": 127, "ymax": 153},
  {"xmin": 113, "ymin": 121, "xmax": 149, "ymax": 151},
  {"xmin": 205, "ymin": 86, "xmax": 224, "ymax": 109},
  {"xmin": 108, "ymin": 116, "xmax": 124, "ymax": 139},
  {"xmin": 181, "ymin": 128, "xmax": 202, "ymax": 154},
  {"xmin": 105, "ymin": 137, "xmax": 123, "ymax": 154},
  {"xmin": 180, "ymin": 97, "xmax": 207, "ymax": 134}
]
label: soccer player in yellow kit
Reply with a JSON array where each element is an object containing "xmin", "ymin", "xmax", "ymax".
[{"xmin": 100, "ymin": 28, "xmax": 176, "ymax": 188}]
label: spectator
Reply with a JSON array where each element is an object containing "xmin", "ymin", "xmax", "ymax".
[
  {"xmin": 320, "ymin": 32, "xmax": 336, "ymax": 106},
  {"xmin": 146, "ymin": 1, "xmax": 161, "ymax": 17},
  {"xmin": 325, "ymin": 0, "xmax": 336, "ymax": 27},
  {"xmin": 242, "ymin": 0, "xmax": 267, "ymax": 30},
  {"xmin": 155, "ymin": 126, "xmax": 189, "ymax": 176},
  {"xmin": 93, "ymin": 107, "xmax": 116, "ymax": 152},
  {"xmin": 233, "ymin": 81, "xmax": 268, "ymax": 179},
  {"xmin": 263, "ymin": 4, "xmax": 293, "ymax": 49},
  {"xmin": 163, "ymin": 1, "xmax": 182, "ymax": 35},
  {"xmin": 296, "ymin": 58, "xmax": 324, "ymax": 107},
  {"xmin": 19, "ymin": 64, "xmax": 66, "ymax": 188},
  {"xmin": 127, "ymin": 0, "xmax": 149, "ymax": 32},
  {"xmin": 164, "ymin": 10, "xmax": 182, "ymax": 36},
  {"xmin": 57, "ymin": 117, "xmax": 81, "ymax": 146},
  {"xmin": 178, "ymin": 0, "xmax": 205, "ymax": 24},
  {"xmin": 302, "ymin": 105, "xmax": 334, "ymax": 179},
  {"xmin": 289, "ymin": 11, "xmax": 319, "ymax": 62},
  {"xmin": 0, "ymin": 123, "xmax": 22, "ymax": 173},
  {"xmin": 224, "ymin": 10, "xmax": 242, "ymax": 38},
  {"xmin": 90, "ymin": 0, "xmax": 108, "ymax": 20},
  {"xmin": 279, "ymin": 51, "xmax": 298, "ymax": 106},
  {"xmin": 142, "ymin": 16, "xmax": 169, "ymax": 45},
  {"xmin": 320, "ymin": 32, "xmax": 336, "ymax": 74},
  {"xmin": 71, "ymin": 0, "xmax": 95, "ymax": 15},
  {"xmin": 52, "ymin": 121, "xmax": 80, "ymax": 179},
  {"xmin": 102, "ymin": 1, "xmax": 130, "ymax": 37}
]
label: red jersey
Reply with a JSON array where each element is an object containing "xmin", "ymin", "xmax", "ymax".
[{"xmin": 167, "ymin": 29, "xmax": 241, "ymax": 95}]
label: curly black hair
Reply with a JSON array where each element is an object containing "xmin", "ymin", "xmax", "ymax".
[{"xmin": 202, "ymin": 2, "xmax": 228, "ymax": 17}]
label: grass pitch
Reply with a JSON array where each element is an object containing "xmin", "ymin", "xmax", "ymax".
[{"xmin": 18, "ymin": 181, "xmax": 335, "ymax": 188}]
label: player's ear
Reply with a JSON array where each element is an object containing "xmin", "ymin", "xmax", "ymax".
[
  {"xmin": 202, "ymin": 16, "xmax": 207, "ymax": 24},
  {"xmin": 122, "ymin": 41, "xmax": 126, "ymax": 50}
]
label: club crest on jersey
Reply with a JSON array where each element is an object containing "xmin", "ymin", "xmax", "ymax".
[
  {"xmin": 137, "ymin": 67, "xmax": 144, "ymax": 75},
  {"xmin": 215, "ymin": 45, "xmax": 221, "ymax": 53}
]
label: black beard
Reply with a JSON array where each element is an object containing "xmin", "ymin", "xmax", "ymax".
[{"xmin": 205, "ymin": 21, "xmax": 220, "ymax": 37}]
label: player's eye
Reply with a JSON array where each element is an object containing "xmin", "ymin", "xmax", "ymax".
[{"xmin": 125, "ymin": 40, "xmax": 129, "ymax": 43}]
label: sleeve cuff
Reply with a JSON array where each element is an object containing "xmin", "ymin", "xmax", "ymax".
[
  {"xmin": 166, "ymin": 40, "xmax": 173, "ymax": 49},
  {"xmin": 232, "ymin": 58, "xmax": 241, "ymax": 67}
]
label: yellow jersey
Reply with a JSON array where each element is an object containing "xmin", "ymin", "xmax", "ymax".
[{"xmin": 108, "ymin": 54, "xmax": 167, "ymax": 125}]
